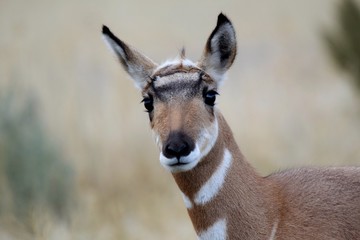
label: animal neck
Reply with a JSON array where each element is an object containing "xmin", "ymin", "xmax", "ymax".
[{"xmin": 172, "ymin": 111, "xmax": 279, "ymax": 239}]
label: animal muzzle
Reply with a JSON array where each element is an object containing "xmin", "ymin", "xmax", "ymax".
[{"xmin": 162, "ymin": 131, "xmax": 195, "ymax": 160}]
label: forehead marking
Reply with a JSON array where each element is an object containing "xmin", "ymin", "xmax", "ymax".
[
  {"xmin": 142, "ymin": 59, "xmax": 215, "ymax": 96},
  {"xmin": 150, "ymin": 71, "xmax": 205, "ymax": 102},
  {"xmin": 153, "ymin": 72, "xmax": 201, "ymax": 89}
]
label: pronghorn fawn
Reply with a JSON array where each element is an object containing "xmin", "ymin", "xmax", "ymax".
[{"xmin": 103, "ymin": 13, "xmax": 360, "ymax": 240}]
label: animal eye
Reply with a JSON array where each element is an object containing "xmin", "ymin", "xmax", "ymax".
[
  {"xmin": 204, "ymin": 90, "xmax": 218, "ymax": 106},
  {"xmin": 142, "ymin": 96, "xmax": 154, "ymax": 112}
]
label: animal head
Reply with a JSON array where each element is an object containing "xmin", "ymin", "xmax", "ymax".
[{"xmin": 103, "ymin": 13, "xmax": 236, "ymax": 173}]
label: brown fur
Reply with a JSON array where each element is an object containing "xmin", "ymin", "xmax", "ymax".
[
  {"xmin": 174, "ymin": 112, "xmax": 277, "ymax": 239},
  {"xmin": 175, "ymin": 111, "xmax": 360, "ymax": 239}
]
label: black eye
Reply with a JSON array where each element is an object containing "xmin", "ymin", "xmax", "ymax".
[
  {"xmin": 204, "ymin": 90, "xmax": 218, "ymax": 106},
  {"xmin": 142, "ymin": 95, "xmax": 154, "ymax": 112}
]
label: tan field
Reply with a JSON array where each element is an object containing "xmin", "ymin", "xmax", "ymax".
[{"xmin": 1, "ymin": 0, "xmax": 360, "ymax": 239}]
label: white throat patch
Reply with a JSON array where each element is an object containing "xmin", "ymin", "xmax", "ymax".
[
  {"xmin": 198, "ymin": 218, "xmax": 227, "ymax": 240},
  {"xmin": 194, "ymin": 148, "xmax": 232, "ymax": 205}
]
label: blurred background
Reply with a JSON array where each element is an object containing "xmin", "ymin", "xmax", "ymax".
[{"xmin": 1, "ymin": 0, "xmax": 360, "ymax": 239}]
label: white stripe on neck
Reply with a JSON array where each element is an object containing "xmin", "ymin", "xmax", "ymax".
[
  {"xmin": 181, "ymin": 192, "xmax": 193, "ymax": 209},
  {"xmin": 194, "ymin": 149, "xmax": 232, "ymax": 205},
  {"xmin": 268, "ymin": 220, "xmax": 278, "ymax": 240},
  {"xmin": 198, "ymin": 218, "xmax": 227, "ymax": 240}
]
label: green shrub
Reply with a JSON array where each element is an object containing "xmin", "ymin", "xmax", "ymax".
[
  {"xmin": 0, "ymin": 87, "xmax": 74, "ymax": 221},
  {"xmin": 324, "ymin": 0, "xmax": 360, "ymax": 91}
]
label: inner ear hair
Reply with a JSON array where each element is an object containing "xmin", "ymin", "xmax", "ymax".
[
  {"xmin": 198, "ymin": 13, "xmax": 237, "ymax": 84},
  {"xmin": 102, "ymin": 25, "xmax": 158, "ymax": 90},
  {"xmin": 207, "ymin": 13, "xmax": 237, "ymax": 69}
]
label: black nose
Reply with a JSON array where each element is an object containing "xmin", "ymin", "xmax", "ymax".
[{"xmin": 163, "ymin": 132, "xmax": 195, "ymax": 159}]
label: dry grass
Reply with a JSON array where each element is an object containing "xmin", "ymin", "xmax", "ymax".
[{"xmin": 1, "ymin": 0, "xmax": 360, "ymax": 239}]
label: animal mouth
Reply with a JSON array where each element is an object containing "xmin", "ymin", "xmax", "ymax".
[
  {"xmin": 169, "ymin": 160, "xmax": 189, "ymax": 167},
  {"xmin": 159, "ymin": 147, "xmax": 201, "ymax": 172}
]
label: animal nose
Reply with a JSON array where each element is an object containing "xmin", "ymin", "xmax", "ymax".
[
  {"xmin": 165, "ymin": 141, "xmax": 190, "ymax": 159},
  {"xmin": 163, "ymin": 132, "xmax": 194, "ymax": 159}
]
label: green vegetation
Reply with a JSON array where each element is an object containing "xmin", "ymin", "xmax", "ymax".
[
  {"xmin": 324, "ymin": 0, "xmax": 360, "ymax": 91},
  {"xmin": 0, "ymin": 87, "xmax": 74, "ymax": 223}
]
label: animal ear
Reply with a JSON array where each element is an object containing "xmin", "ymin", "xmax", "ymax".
[
  {"xmin": 198, "ymin": 13, "xmax": 237, "ymax": 84},
  {"xmin": 102, "ymin": 25, "xmax": 158, "ymax": 90}
]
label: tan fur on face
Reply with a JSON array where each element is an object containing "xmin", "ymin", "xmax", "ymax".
[
  {"xmin": 151, "ymin": 97, "xmax": 215, "ymax": 148},
  {"xmin": 143, "ymin": 62, "xmax": 217, "ymax": 149}
]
